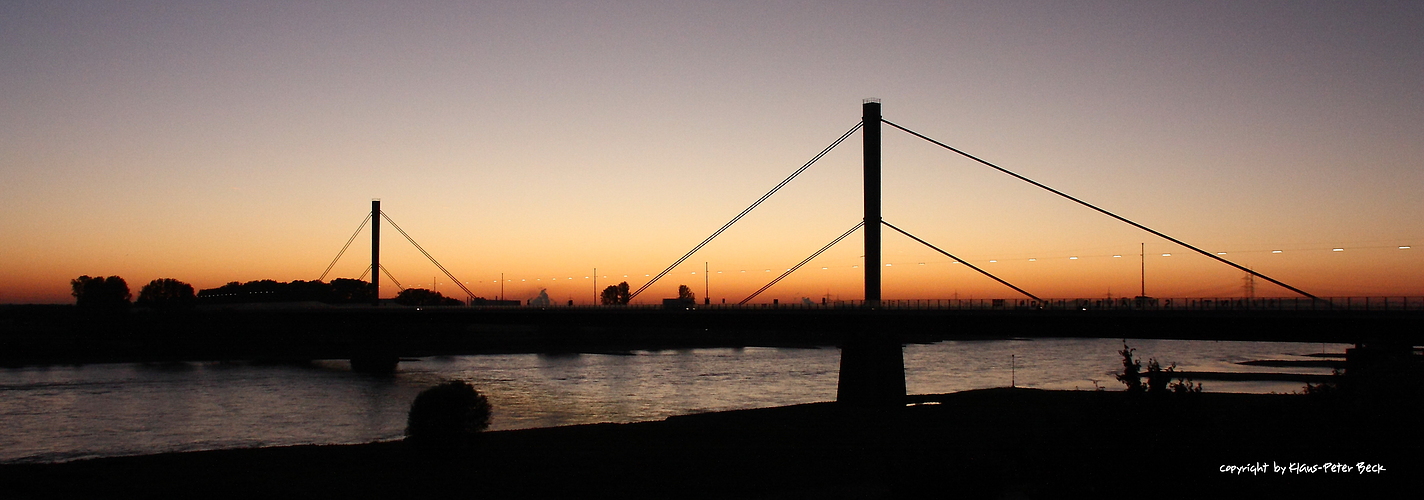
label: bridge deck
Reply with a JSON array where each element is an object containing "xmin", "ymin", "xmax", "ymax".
[{"xmin": 3, "ymin": 305, "xmax": 1419, "ymax": 367}]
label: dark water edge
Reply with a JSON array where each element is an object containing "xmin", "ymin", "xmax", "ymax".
[{"xmin": 0, "ymin": 388, "xmax": 1414, "ymax": 499}]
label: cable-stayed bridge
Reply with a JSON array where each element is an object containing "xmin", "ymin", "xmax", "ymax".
[
  {"xmin": 332, "ymin": 99, "xmax": 1366, "ymax": 307},
  {"xmin": 259, "ymin": 101, "xmax": 1424, "ymax": 403}
]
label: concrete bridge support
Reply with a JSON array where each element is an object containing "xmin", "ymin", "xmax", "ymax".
[{"xmin": 837, "ymin": 331, "xmax": 906, "ymax": 406}]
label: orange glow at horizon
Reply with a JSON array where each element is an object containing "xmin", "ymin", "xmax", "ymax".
[
  {"xmin": 7, "ymin": 220, "xmax": 1421, "ymax": 305},
  {"xmin": 3, "ymin": 3, "xmax": 1422, "ymax": 305}
]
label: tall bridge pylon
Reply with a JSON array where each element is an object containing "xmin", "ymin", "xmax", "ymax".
[
  {"xmin": 863, "ymin": 99, "xmax": 881, "ymax": 307},
  {"xmin": 654, "ymin": 98, "xmax": 1320, "ymax": 405},
  {"xmin": 837, "ymin": 99, "xmax": 907, "ymax": 407}
]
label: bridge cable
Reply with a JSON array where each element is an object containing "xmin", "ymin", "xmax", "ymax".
[
  {"xmin": 630, "ymin": 121, "xmax": 864, "ymax": 300},
  {"xmin": 881, "ymin": 220, "xmax": 1043, "ymax": 303},
  {"xmin": 357, "ymin": 265, "xmax": 371, "ymax": 282},
  {"xmin": 739, "ymin": 221, "xmax": 864, "ymax": 305},
  {"xmin": 881, "ymin": 119, "xmax": 1322, "ymax": 301},
  {"xmin": 379, "ymin": 212, "xmax": 477, "ymax": 299},
  {"xmin": 318, "ymin": 213, "xmax": 372, "ymax": 282},
  {"xmin": 379, "ymin": 264, "xmax": 404, "ymax": 291}
]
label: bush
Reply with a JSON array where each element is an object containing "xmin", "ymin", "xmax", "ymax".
[
  {"xmin": 406, "ymin": 380, "xmax": 492, "ymax": 451},
  {"xmin": 1167, "ymin": 363, "xmax": 1203, "ymax": 394},
  {"xmin": 1302, "ymin": 368, "xmax": 1342, "ymax": 397},
  {"xmin": 1117, "ymin": 343, "xmax": 1202, "ymax": 395},
  {"xmin": 1115, "ymin": 343, "xmax": 1143, "ymax": 392}
]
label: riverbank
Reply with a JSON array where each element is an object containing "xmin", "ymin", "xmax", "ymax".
[{"xmin": 0, "ymin": 388, "xmax": 1412, "ymax": 498}]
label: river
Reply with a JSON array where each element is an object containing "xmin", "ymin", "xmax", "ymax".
[{"xmin": 0, "ymin": 338, "xmax": 1344, "ymax": 463}]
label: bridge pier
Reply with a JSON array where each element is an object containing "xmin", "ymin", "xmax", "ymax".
[{"xmin": 836, "ymin": 331, "xmax": 906, "ymax": 407}]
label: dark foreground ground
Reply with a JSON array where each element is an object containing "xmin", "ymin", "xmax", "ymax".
[{"xmin": 1, "ymin": 388, "xmax": 1416, "ymax": 499}]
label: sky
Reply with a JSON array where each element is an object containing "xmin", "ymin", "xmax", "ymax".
[{"xmin": 3, "ymin": 1, "xmax": 1422, "ymax": 304}]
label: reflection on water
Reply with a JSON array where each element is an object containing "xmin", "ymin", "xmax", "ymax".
[{"xmin": 0, "ymin": 339, "xmax": 1345, "ymax": 463}]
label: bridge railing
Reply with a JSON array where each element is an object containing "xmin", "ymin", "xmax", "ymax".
[
  {"xmin": 863, "ymin": 297, "xmax": 1424, "ymax": 311},
  {"xmin": 467, "ymin": 297, "xmax": 1424, "ymax": 311}
]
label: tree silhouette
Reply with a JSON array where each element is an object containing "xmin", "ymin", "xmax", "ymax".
[
  {"xmin": 678, "ymin": 284, "xmax": 695, "ymax": 302},
  {"xmin": 600, "ymin": 281, "xmax": 632, "ymax": 305},
  {"xmin": 329, "ymin": 278, "xmax": 375, "ymax": 304},
  {"xmin": 70, "ymin": 275, "xmax": 131, "ymax": 310},
  {"xmin": 288, "ymin": 279, "xmax": 334, "ymax": 302},
  {"xmin": 395, "ymin": 288, "xmax": 462, "ymax": 306},
  {"xmin": 137, "ymin": 278, "xmax": 196, "ymax": 310}
]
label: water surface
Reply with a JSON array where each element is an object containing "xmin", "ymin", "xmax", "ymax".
[{"xmin": 0, "ymin": 338, "xmax": 1344, "ymax": 463}]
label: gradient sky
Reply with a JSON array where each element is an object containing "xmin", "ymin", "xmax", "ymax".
[{"xmin": 3, "ymin": 1, "xmax": 1422, "ymax": 304}]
